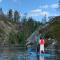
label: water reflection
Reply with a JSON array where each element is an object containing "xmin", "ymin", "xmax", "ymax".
[
  {"xmin": 39, "ymin": 56, "xmax": 44, "ymax": 60},
  {"xmin": 0, "ymin": 48, "xmax": 60, "ymax": 60}
]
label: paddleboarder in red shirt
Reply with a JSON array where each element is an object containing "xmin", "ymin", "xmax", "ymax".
[{"xmin": 39, "ymin": 37, "xmax": 45, "ymax": 54}]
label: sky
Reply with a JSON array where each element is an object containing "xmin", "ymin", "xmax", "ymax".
[{"xmin": 0, "ymin": 0, "xmax": 59, "ymax": 21}]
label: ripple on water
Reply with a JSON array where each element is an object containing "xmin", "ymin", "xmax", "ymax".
[{"xmin": 0, "ymin": 49, "xmax": 60, "ymax": 60}]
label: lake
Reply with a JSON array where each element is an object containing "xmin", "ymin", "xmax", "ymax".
[{"xmin": 0, "ymin": 47, "xmax": 60, "ymax": 60}]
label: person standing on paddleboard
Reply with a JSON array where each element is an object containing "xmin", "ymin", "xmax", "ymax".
[{"xmin": 39, "ymin": 37, "xmax": 45, "ymax": 54}]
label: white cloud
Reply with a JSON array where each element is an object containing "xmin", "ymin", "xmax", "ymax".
[
  {"xmin": 41, "ymin": 11, "xmax": 49, "ymax": 16},
  {"xmin": 43, "ymin": 5, "xmax": 49, "ymax": 8},
  {"xmin": 40, "ymin": 5, "xmax": 49, "ymax": 9},
  {"xmin": 20, "ymin": 13, "xmax": 25, "ymax": 17},
  {"xmin": 27, "ymin": 8, "xmax": 59, "ymax": 17},
  {"xmin": 49, "ymin": 13, "xmax": 58, "ymax": 16},
  {"xmin": 21, "ymin": 3, "xmax": 59, "ymax": 17},
  {"xmin": 40, "ymin": 3, "xmax": 58, "ymax": 9},
  {"xmin": 30, "ymin": 9, "xmax": 42, "ymax": 13},
  {"xmin": 51, "ymin": 3, "xmax": 58, "ymax": 8},
  {"xmin": 27, "ymin": 9, "xmax": 49, "ymax": 17},
  {"xmin": 0, "ymin": 0, "xmax": 2, "ymax": 3}
]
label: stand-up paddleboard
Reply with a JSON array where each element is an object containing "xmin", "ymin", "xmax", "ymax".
[
  {"xmin": 29, "ymin": 52, "xmax": 50, "ymax": 57},
  {"xmin": 28, "ymin": 48, "xmax": 50, "ymax": 57}
]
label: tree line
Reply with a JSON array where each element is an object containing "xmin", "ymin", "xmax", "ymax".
[
  {"xmin": 0, "ymin": 8, "xmax": 20, "ymax": 23},
  {"xmin": 0, "ymin": 8, "xmax": 47, "ymax": 46}
]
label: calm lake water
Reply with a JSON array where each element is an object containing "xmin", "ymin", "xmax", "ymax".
[{"xmin": 0, "ymin": 47, "xmax": 60, "ymax": 60}]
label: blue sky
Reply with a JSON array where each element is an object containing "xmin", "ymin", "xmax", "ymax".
[{"xmin": 0, "ymin": 0, "xmax": 59, "ymax": 21}]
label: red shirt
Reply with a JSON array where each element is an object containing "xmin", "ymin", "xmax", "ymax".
[{"xmin": 39, "ymin": 38, "xmax": 45, "ymax": 45}]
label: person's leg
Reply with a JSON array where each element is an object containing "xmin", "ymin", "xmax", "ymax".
[
  {"xmin": 42, "ymin": 45, "xmax": 44, "ymax": 53},
  {"xmin": 40, "ymin": 45, "xmax": 44, "ymax": 53}
]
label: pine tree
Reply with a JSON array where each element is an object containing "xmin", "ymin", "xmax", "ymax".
[
  {"xmin": 14, "ymin": 10, "xmax": 20, "ymax": 22},
  {"xmin": 8, "ymin": 9, "xmax": 13, "ymax": 20},
  {"xmin": 0, "ymin": 8, "xmax": 4, "ymax": 15}
]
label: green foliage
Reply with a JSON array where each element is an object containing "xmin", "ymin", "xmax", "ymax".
[
  {"xmin": 17, "ymin": 32, "xmax": 25, "ymax": 46},
  {"xmin": 46, "ymin": 16, "xmax": 60, "ymax": 47},
  {"xmin": 9, "ymin": 31, "xmax": 16, "ymax": 44},
  {"xmin": 43, "ymin": 16, "xmax": 60, "ymax": 40},
  {"xmin": 0, "ymin": 29, "xmax": 4, "ymax": 33},
  {"xmin": 51, "ymin": 21, "xmax": 60, "ymax": 40},
  {"xmin": 18, "ymin": 32, "xmax": 24, "ymax": 42},
  {"xmin": 22, "ymin": 17, "xmax": 42, "ymax": 41}
]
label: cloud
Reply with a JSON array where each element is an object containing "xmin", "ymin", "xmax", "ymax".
[
  {"xmin": 20, "ymin": 13, "xmax": 25, "ymax": 17},
  {"xmin": 51, "ymin": 3, "xmax": 58, "ymax": 8},
  {"xmin": 30, "ymin": 9, "xmax": 42, "ymax": 13},
  {"xmin": 41, "ymin": 11, "xmax": 49, "ymax": 16},
  {"xmin": 0, "ymin": 0, "xmax": 2, "ymax": 3},
  {"xmin": 40, "ymin": 3, "xmax": 58, "ymax": 9},
  {"xmin": 21, "ymin": 3, "xmax": 59, "ymax": 17},
  {"xmin": 40, "ymin": 5, "xmax": 49, "ymax": 9},
  {"xmin": 27, "ymin": 9, "xmax": 49, "ymax": 17},
  {"xmin": 27, "ymin": 8, "xmax": 59, "ymax": 17},
  {"xmin": 49, "ymin": 13, "xmax": 59, "ymax": 16}
]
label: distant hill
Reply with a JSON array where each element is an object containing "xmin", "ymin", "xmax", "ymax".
[
  {"xmin": 39, "ymin": 16, "xmax": 60, "ymax": 48},
  {"xmin": 48, "ymin": 16, "xmax": 60, "ymax": 47},
  {"xmin": 49, "ymin": 16, "xmax": 60, "ymax": 39}
]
